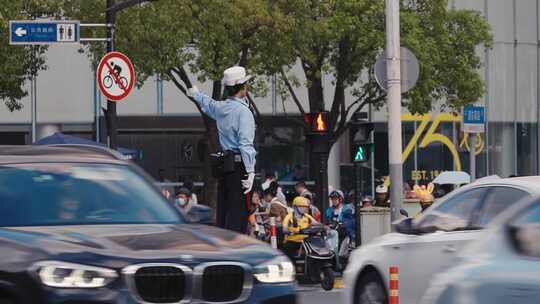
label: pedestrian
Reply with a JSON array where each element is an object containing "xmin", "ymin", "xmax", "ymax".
[
  {"xmin": 174, "ymin": 187, "xmax": 196, "ymax": 215},
  {"xmin": 325, "ymin": 190, "xmax": 345, "ymax": 224},
  {"xmin": 264, "ymin": 182, "xmax": 289, "ymax": 247},
  {"xmin": 361, "ymin": 195, "xmax": 374, "ymax": 208},
  {"xmin": 248, "ymin": 190, "xmax": 265, "ymax": 238},
  {"xmin": 262, "ymin": 174, "xmax": 287, "ymax": 205},
  {"xmin": 264, "ymin": 182, "xmax": 289, "ymax": 225},
  {"xmin": 188, "ymin": 66, "xmax": 256, "ymax": 233},
  {"xmin": 295, "ymin": 181, "xmax": 312, "ymax": 199},
  {"xmin": 183, "ymin": 180, "xmax": 198, "ymax": 205},
  {"xmin": 375, "ymin": 185, "xmax": 390, "ymax": 207}
]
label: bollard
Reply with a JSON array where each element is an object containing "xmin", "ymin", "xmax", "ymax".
[
  {"xmin": 389, "ymin": 266, "xmax": 399, "ymax": 304},
  {"xmin": 270, "ymin": 217, "xmax": 277, "ymax": 249}
]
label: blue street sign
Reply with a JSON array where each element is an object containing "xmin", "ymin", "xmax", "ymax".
[
  {"xmin": 462, "ymin": 106, "xmax": 485, "ymax": 133},
  {"xmin": 9, "ymin": 20, "xmax": 79, "ymax": 45}
]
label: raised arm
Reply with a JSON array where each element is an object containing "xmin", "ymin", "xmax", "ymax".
[{"xmin": 190, "ymin": 89, "xmax": 220, "ymax": 120}]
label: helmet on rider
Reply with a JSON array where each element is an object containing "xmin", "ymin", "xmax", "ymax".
[
  {"xmin": 293, "ymin": 196, "xmax": 310, "ymax": 215},
  {"xmin": 329, "ymin": 190, "xmax": 344, "ymax": 207},
  {"xmin": 415, "ymin": 184, "xmax": 435, "ymax": 212}
]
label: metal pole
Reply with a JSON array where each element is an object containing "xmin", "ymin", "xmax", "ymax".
[
  {"xmin": 370, "ymin": 103, "xmax": 375, "ymax": 197},
  {"xmin": 106, "ymin": 0, "xmax": 118, "ymax": 149},
  {"xmin": 354, "ymin": 161, "xmax": 362, "ymax": 247},
  {"xmin": 537, "ymin": 0, "xmax": 540, "ymax": 175},
  {"xmin": 513, "ymin": 0, "xmax": 518, "ymax": 175},
  {"xmin": 470, "ymin": 134, "xmax": 476, "ymax": 182},
  {"xmin": 156, "ymin": 75, "xmax": 162, "ymax": 115},
  {"xmin": 484, "ymin": 0, "xmax": 491, "ymax": 175},
  {"xmin": 385, "ymin": 0, "xmax": 403, "ymax": 222},
  {"xmin": 94, "ymin": 70, "xmax": 100, "ymax": 142},
  {"xmin": 31, "ymin": 47, "xmax": 37, "ymax": 143},
  {"xmin": 272, "ymin": 74, "xmax": 277, "ymax": 115},
  {"xmin": 414, "ymin": 121, "xmax": 418, "ymax": 180}
]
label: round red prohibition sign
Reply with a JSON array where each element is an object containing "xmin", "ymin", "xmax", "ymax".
[{"xmin": 97, "ymin": 51, "xmax": 135, "ymax": 102}]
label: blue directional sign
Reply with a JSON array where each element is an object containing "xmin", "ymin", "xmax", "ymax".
[
  {"xmin": 9, "ymin": 20, "xmax": 79, "ymax": 45},
  {"xmin": 462, "ymin": 105, "xmax": 485, "ymax": 133}
]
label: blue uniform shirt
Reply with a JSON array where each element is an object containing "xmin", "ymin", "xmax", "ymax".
[{"xmin": 192, "ymin": 92, "xmax": 257, "ymax": 173}]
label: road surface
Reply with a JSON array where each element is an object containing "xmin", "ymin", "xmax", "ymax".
[{"xmin": 298, "ymin": 283, "xmax": 344, "ymax": 304}]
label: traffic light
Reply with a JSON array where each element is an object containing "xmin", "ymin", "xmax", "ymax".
[
  {"xmin": 305, "ymin": 112, "xmax": 329, "ymax": 134},
  {"xmin": 349, "ymin": 114, "xmax": 374, "ymax": 163},
  {"xmin": 305, "ymin": 112, "xmax": 330, "ymax": 153},
  {"xmin": 353, "ymin": 144, "xmax": 373, "ymax": 162}
]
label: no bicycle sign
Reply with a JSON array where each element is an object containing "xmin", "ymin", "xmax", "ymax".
[{"xmin": 97, "ymin": 51, "xmax": 135, "ymax": 102}]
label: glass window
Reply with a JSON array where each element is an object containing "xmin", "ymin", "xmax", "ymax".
[
  {"xmin": 416, "ymin": 188, "xmax": 487, "ymax": 232},
  {"xmin": 513, "ymin": 203, "xmax": 540, "ymax": 226},
  {"xmin": 0, "ymin": 163, "xmax": 182, "ymax": 227},
  {"xmin": 510, "ymin": 202, "xmax": 540, "ymax": 258},
  {"xmin": 474, "ymin": 187, "xmax": 529, "ymax": 226}
]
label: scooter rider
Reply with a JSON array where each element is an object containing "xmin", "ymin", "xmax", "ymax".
[
  {"xmin": 414, "ymin": 183, "xmax": 435, "ymax": 218},
  {"xmin": 282, "ymin": 197, "xmax": 317, "ymax": 261},
  {"xmin": 188, "ymin": 66, "xmax": 256, "ymax": 233}
]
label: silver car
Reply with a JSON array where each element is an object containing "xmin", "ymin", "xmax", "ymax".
[
  {"xmin": 421, "ymin": 193, "xmax": 540, "ymax": 304},
  {"xmin": 344, "ymin": 176, "xmax": 540, "ymax": 304}
]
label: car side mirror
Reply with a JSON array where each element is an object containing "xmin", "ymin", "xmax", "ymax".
[
  {"xmin": 508, "ymin": 224, "xmax": 540, "ymax": 257},
  {"xmin": 393, "ymin": 217, "xmax": 416, "ymax": 235},
  {"xmin": 400, "ymin": 208, "xmax": 409, "ymax": 218},
  {"xmin": 184, "ymin": 205, "xmax": 214, "ymax": 225}
]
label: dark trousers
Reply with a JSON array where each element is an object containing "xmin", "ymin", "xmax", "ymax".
[{"xmin": 217, "ymin": 161, "xmax": 248, "ymax": 233}]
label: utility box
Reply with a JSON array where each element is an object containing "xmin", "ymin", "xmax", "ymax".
[{"xmin": 358, "ymin": 207, "xmax": 391, "ymax": 246}]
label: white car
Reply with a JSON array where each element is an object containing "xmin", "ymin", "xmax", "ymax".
[
  {"xmin": 421, "ymin": 194, "xmax": 540, "ymax": 304},
  {"xmin": 343, "ymin": 176, "xmax": 540, "ymax": 304}
]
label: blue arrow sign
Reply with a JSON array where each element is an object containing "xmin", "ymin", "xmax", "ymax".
[{"xmin": 9, "ymin": 20, "xmax": 79, "ymax": 45}]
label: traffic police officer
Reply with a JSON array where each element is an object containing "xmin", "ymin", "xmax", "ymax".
[{"xmin": 187, "ymin": 66, "xmax": 256, "ymax": 233}]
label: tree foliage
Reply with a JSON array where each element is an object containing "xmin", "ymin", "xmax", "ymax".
[
  {"xmin": 0, "ymin": 0, "xmax": 60, "ymax": 111},
  {"xmin": 274, "ymin": 0, "xmax": 492, "ymax": 143}
]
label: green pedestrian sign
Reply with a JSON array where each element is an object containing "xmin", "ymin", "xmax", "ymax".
[{"xmin": 353, "ymin": 144, "xmax": 371, "ymax": 163}]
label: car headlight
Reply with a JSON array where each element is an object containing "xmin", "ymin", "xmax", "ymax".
[
  {"xmin": 253, "ymin": 256, "xmax": 295, "ymax": 283},
  {"xmin": 31, "ymin": 261, "xmax": 117, "ymax": 288}
]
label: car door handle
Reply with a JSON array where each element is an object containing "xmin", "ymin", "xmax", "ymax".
[
  {"xmin": 392, "ymin": 245, "xmax": 400, "ymax": 250},
  {"xmin": 442, "ymin": 245, "xmax": 456, "ymax": 253}
]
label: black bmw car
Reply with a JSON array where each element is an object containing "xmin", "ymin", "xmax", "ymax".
[{"xmin": 0, "ymin": 145, "xmax": 296, "ymax": 304}]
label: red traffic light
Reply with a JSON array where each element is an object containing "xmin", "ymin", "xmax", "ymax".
[{"xmin": 307, "ymin": 112, "xmax": 328, "ymax": 133}]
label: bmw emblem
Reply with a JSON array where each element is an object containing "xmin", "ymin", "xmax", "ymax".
[{"xmin": 179, "ymin": 254, "xmax": 194, "ymax": 261}]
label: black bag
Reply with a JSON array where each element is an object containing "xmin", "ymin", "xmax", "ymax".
[{"xmin": 209, "ymin": 151, "xmax": 235, "ymax": 178}]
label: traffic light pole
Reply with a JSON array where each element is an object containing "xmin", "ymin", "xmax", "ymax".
[
  {"xmin": 386, "ymin": 0, "xmax": 403, "ymax": 223},
  {"xmin": 106, "ymin": 0, "xmax": 117, "ymax": 149}
]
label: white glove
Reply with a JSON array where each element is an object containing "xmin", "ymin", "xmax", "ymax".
[
  {"xmin": 242, "ymin": 172, "xmax": 256, "ymax": 194},
  {"xmin": 187, "ymin": 86, "xmax": 199, "ymax": 97}
]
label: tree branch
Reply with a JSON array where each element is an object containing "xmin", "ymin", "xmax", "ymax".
[
  {"xmin": 331, "ymin": 99, "xmax": 370, "ymax": 143},
  {"xmin": 170, "ymin": 66, "xmax": 192, "ymax": 88},
  {"xmin": 166, "ymin": 69, "xmax": 202, "ymax": 112},
  {"xmin": 280, "ymin": 68, "xmax": 306, "ymax": 115},
  {"xmin": 246, "ymin": 93, "xmax": 261, "ymax": 118},
  {"xmin": 238, "ymin": 46, "xmax": 249, "ymax": 67}
]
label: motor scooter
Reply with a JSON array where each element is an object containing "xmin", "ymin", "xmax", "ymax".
[{"xmin": 290, "ymin": 225, "xmax": 335, "ymax": 291}]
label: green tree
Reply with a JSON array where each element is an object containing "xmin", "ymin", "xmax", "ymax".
[
  {"xmin": 64, "ymin": 0, "xmax": 289, "ymax": 207},
  {"xmin": 272, "ymin": 0, "xmax": 492, "ymax": 206},
  {"xmin": 0, "ymin": 0, "xmax": 60, "ymax": 111}
]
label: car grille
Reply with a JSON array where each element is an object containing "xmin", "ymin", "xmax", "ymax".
[
  {"xmin": 134, "ymin": 266, "xmax": 186, "ymax": 303},
  {"xmin": 201, "ymin": 264, "xmax": 245, "ymax": 302}
]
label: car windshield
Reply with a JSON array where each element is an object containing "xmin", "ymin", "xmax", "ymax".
[{"xmin": 0, "ymin": 163, "xmax": 182, "ymax": 226}]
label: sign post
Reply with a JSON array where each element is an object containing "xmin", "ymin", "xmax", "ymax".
[
  {"xmin": 462, "ymin": 106, "xmax": 485, "ymax": 182},
  {"xmin": 384, "ymin": 0, "xmax": 404, "ymax": 223}
]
